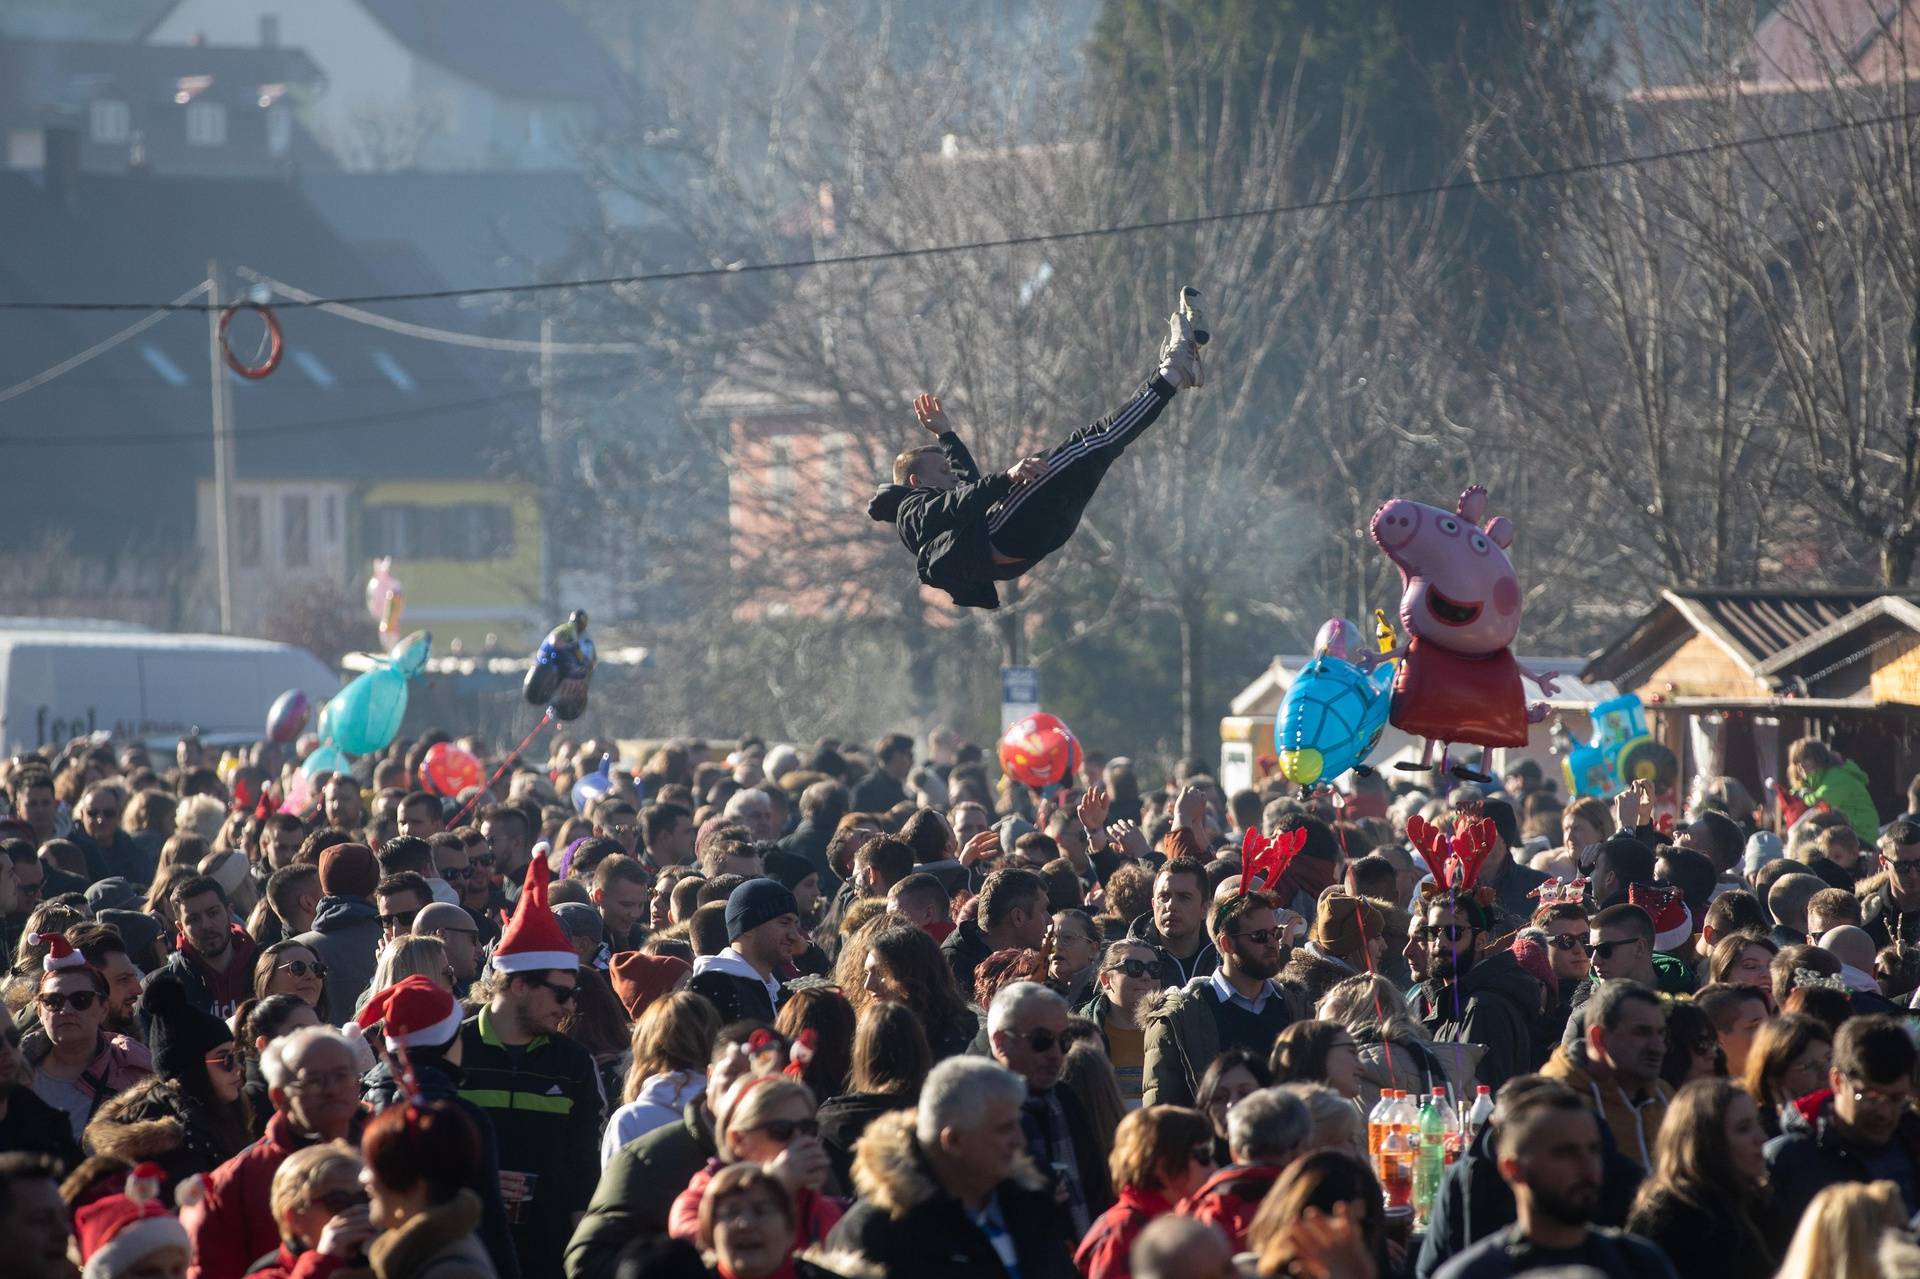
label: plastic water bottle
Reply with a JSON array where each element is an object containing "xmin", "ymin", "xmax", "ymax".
[
  {"xmin": 1464, "ymin": 1084, "xmax": 1494, "ymax": 1148},
  {"xmin": 1367, "ymin": 1091, "xmax": 1395, "ymax": 1162},
  {"xmin": 1379, "ymin": 1122, "xmax": 1413, "ymax": 1209},
  {"xmin": 1435, "ymin": 1085, "xmax": 1464, "ymax": 1165},
  {"xmin": 1413, "ymin": 1090, "xmax": 1446, "ymax": 1224}
]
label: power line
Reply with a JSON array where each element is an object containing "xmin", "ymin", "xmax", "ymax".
[
  {"xmin": 4, "ymin": 104, "xmax": 1917, "ymax": 315},
  {"xmin": 0, "ymin": 281, "xmax": 210, "ymax": 403}
]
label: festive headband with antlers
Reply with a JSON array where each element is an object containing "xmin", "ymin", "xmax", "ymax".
[
  {"xmin": 1214, "ymin": 826, "xmax": 1308, "ymax": 931},
  {"xmin": 1407, "ymin": 814, "xmax": 1501, "ymax": 908}
]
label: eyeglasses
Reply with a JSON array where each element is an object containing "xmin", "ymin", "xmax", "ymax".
[
  {"xmin": 1550, "ymin": 935, "xmax": 1590, "ymax": 952},
  {"xmin": 1103, "ymin": 958, "xmax": 1154, "ymax": 980},
  {"xmin": 288, "ymin": 1068, "xmax": 356, "ymax": 1093},
  {"xmin": 82, "ymin": 808, "xmax": 120, "ymax": 821},
  {"xmin": 748, "ymin": 1117, "xmax": 820, "ymax": 1143},
  {"xmin": 604, "ymin": 824, "xmax": 639, "ymax": 838},
  {"xmin": 1590, "ymin": 938, "xmax": 1643, "ymax": 962},
  {"xmin": 313, "ymin": 1188, "xmax": 370, "ymax": 1215},
  {"xmin": 1190, "ymin": 1145, "xmax": 1218, "ymax": 1166},
  {"xmin": 538, "ymin": 981, "xmax": 577, "ymax": 1004},
  {"xmin": 276, "ymin": 959, "xmax": 328, "ymax": 979},
  {"xmin": 1019, "ymin": 1029, "xmax": 1064, "ymax": 1054},
  {"xmin": 204, "ymin": 1049, "xmax": 239, "ymax": 1072},
  {"xmin": 1432, "ymin": 924, "xmax": 1477, "ymax": 942},
  {"xmin": 1848, "ymin": 1078, "xmax": 1913, "ymax": 1110},
  {"xmin": 37, "ymin": 990, "xmax": 100, "ymax": 1013},
  {"xmin": 1228, "ymin": 928, "xmax": 1280, "ymax": 946}
]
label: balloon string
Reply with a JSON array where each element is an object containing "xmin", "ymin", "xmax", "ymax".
[
  {"xmin": 1327, "ymin": 790, "xmax": 1405, "ymax": 1095},
  {"xmin": 448, "ymin": 708, "xmax": 553, "ymax": 828}
]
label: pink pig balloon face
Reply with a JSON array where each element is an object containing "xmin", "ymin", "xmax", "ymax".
[{"xmin": 1369, "ymin": 493, "xmax": 1523, "ymax": 655}]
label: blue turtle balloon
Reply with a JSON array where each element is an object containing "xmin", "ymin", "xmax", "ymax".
[
  {"xmin": 524, "ymin": 610, "xmax": 597, "ymax": 721},
  {"xmin": 328, "ymin": 630, "xmax": 431, "ymax": 757},
  {"xmin": 1275, "ymin": 616, "xmax": 1396, "ymax": 788}
]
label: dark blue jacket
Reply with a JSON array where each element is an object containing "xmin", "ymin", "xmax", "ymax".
[{"xmin": 1764, "ymin": 1087, "xmax": 1920, "ymax": 1231}]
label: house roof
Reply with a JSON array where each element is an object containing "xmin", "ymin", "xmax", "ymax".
[
  {"xmin": 1749, "ymin": 0, "xmax": 1920, "ymax": 83},
  {"xmin": 1755, "ymin": 594, "xmax": 1920, "ymax": 675},
  {"xmin": 0, "ymin": 37, "xmax": 324, "ymax": 125},
  {"xmin": 358, "ymin": 0, "xmax": 625, "ymax": 105},
  {"xmin": 1582, "ymin": 588, "xmax": 1892, "ymax": 684}
]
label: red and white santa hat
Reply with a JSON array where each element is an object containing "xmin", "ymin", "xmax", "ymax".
[
  {"xmin": 356, "ymin": 974, "xmax": 463, "ymax": 1050},
  {"xmin": 76, "ymin": 1162, "xmax": 189, "ymax": 1279},
  {"xmin": 491, "ymin": 852, "xmax": 577, "ymax": 974},
  {"xmin": 1628, "ymin": 882, "xmax": 1694, "ymax": 953},
  {"xmin": 29, "ymin": 931, "xmax": 88, "ymax": 975}
]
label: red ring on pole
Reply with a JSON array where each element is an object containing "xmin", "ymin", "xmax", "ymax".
[{"xmin": 218, "ymin": 302, "xmax": 283, "ymax": 379}]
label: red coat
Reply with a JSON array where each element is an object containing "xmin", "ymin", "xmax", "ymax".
[
  {"xmin": 668, "ymin": 1159, "xmax": 845, "ymax": 1250},
  {"xmin": 243, "ymin": 1244, "xmax": 371, "ymax": 1279},
  {"xmin": 1073, "ymin": 1185, "xmax": 1173, "ymax": 1279},
  {"xmin": 1180, "ymin": 1164, "xmax": 1282, "ymax": 1253},
  {"xmin": 188, "ymin": 1112, "xmax": 338, "ymax": 1279}
]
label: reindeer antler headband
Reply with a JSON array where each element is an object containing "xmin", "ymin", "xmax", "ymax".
[{"xmin": 1407, "ymin": 814, "xmax": 1500, "ymax": 909}]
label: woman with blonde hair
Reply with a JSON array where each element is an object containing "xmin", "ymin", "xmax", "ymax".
[
  {"xmin": 601, "ymin": 990, "xmax": 721, "ymax": 1166},
  {"xmin": 1626, "ymin": 1078, "xmax": 1779, "ymax": 1279},
  {"xmin": 1073, "ymin": 1105, "xmax": 1214, "ymax": 1279},
  {"xmin": 364, "ymin": 935, "xmax": 452, "ymax": 1002},
  {"xmin": 1775, "ymin": 1180, "xmax": 1906, "ymax": 1279},
  {"xmin": 1282, "ymin": 1082, "xmax": 1367, "ymax": 1162},
  {"xmin": 667, "ymin": 1076, "xmax": 844, "ymax": 1248},
  {"xmin": 1317, "ymin": 974, "xmax": 1472, "ymax": 1107}
]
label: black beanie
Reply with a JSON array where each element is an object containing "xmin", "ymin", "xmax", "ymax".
[
  {"xmin": 1481, "ymin": 799, "xmax": 1521, "ymax": 850},
  {"xmin": 140, "ymin": 970, "xmax": 233, "ymax": 1092},
  {"xmin": 725, "ymin": 877, "xmax": 799, "ymax": 941},
  {"xmin": 761, "ymin": 848, "xmax": 817, "ymax": 893}
]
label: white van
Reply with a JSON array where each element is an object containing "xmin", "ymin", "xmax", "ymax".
[{"xmin": 0, "ymin": 620, "xmax": 337, "ymax": 753}]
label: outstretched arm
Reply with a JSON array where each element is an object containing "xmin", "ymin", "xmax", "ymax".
[{"xmin": 914, "ymin": 393, "xmax": 984, "ymax": 481}]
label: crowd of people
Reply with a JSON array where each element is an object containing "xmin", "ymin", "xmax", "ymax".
[{"xmin": 2, "ymin": 723, "xmax": 1920, "ymax": 1279}]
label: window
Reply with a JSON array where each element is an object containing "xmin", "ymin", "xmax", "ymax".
[
  {"xmin": 186, "ymin": 101, "xmax": 227, "ymax": 146},
  {"xmin": 766, "ymin": 442, "xmax": 793, "ymax": 503},
  {"xmin": 323, "ymin": 493, "xmax": 338, "ymax": 543},
  {"xmin": 371, "ymin": 350, "xmax": 415, "ymax": 392},
  {"xmin": 361, "ymin": 503, "xmax": 515, "ymax": 561},
  {"xmin": 89, "ymin": 100, "xmax": 130, "ymax": 144},
  {"xmin": 139, "ymin": 344, "xmax": 189, "ymax": 387},
  {"xmin": 235, "ymin": 495, "xmax": 262, "ymax": 568},
  {"xmin": 290, "ymin": 351, "xmax": 334, "ymax": 387},
  {"xmin": 266, "ymin": 105, "xmax": 290, "ymax": 156},
  {"xmin": 282, "ymin": 494, "xmax": 310, "ymax": 569}
]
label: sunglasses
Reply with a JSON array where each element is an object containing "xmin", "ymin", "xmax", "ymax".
[
  {"xmin": 538, "ymin": 981, "xmax": 577, "ymax": 1004},
  {"xmin": 276, "ymin": 959, "xmax": 328, "ymax": 979},
  {"xmin": 314, "ymin": 1189, "xmax": 370, "ymax": 1215},
  {"xmin": 38, "ymin": 990, "xmax": 100, "ymax": 1013},
  {"xmin": 437, "ymin": 864, "xmax": 471, "ymax": 881},
  {"xmin": 1229, "ymin": 928, "xmax": 1280, "ymax": 946},
  {"xmin": 1433, "ymin": 924, "xmax": 1477, "ymax": 942},
  {"xmin": 749, "ymin": 1117, "xmax": 821, "ymax": 1143},
  {"xmin": 378, "ymin": 911, "xmax": 421, "ymax": 930},
  {"xmin": 204, "ymin": 1049, "xmax": 240, "ymax": 1072},
  {"xmin": 1591, "ymin": 938, "xmax": 1642, "ymax": 962},
  {"xmin": 82, "ymin": 808, "xmax": 121, "ymax": 821},
  {"xmin": 1103, "ymin": 958, "xmax": 1154, "ymax": 980},
  {"xmin": 1893, "ymin": 859, "xmax": 1920, "ymax": 878},
  {"xmin": 1550, "ymin": 935, "xmax": 1590, "ymax": 952},
  {"xmin": 1020, "ymin": 1029, "xmax": 1064, "ymax": 1054},
  {"xmin": 469, "ymin": 853, "xmax": 496, "ymax": 868}
]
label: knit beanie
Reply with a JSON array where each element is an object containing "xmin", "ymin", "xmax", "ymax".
[
  {"xmin": 1311, "ymin": 891, "xmax": 1384, "ymax": 959},
  {"xmin": 137, "ymin": 971, "xmax": 232, "ymax": 1097},
  {"xmin": 725, "ymin": 878, "xmax": 799, "ymax": 942},
  {"xmin": 610, "ymin": 952, "xmax": 692, "ymax": 1019},
  {"xmin": 1508, "ymin": 935, "xmax": 1557, "ymax": 994},
  {"xmin": 761, "ymin": 848, "xmax": 817, "ymax": 893},
  {"xmin": 1480, "ymin": 798, "xmax": 1521, "ymax": 850},
  {"xmin": 318, "ymin": 843, "xmax": 379, "ymax": 899}
]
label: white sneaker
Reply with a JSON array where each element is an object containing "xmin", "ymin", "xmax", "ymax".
[{"xmin": 1157, "ymin": 285, "xmax": 1204, "ymax": 390}]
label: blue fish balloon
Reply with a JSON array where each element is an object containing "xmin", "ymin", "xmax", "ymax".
[{"xmin": 1275, "ymin": 618, "xmax": 1395, "ymax": 788}]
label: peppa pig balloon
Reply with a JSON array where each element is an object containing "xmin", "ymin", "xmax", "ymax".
[
  {"xmin": 1275, "ymin": 618, "xmax": 1396, "ymax": 788},
  {"xmin": 419, "ymin": 742, "xmax": 482, "ymax": 797},
  {"xmin": 524, "ymin": 610, "xmax": 598, "ymax": 721},
  {"xmin": 999, "ymin": 712, "xmax": 1080, "ymax": 791},
  {"xmin": 265, "ymin": 689, "xmax": 310, "ymax": 744},
  {"xmin": 365, "ymin": 558, "xmax": 405, "ymax": 647},
  {"xmin": 328, "ymin": 630, "xmax": 431, "ymax": 757},
  {"xmin": 1368, "ymin": 484, "xmax": 1558, "ymax": 782}
]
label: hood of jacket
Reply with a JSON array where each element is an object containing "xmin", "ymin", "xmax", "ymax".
[
  {"xmin": 1452, "ymin": 949, "xmax": 1545, "ymax": 1010},
  {"xmin": 850, "ymin": 1108, "xmax": 1043, "ymax": 1219},
  {"xmin": 366, "ymin": 1188, "xmax": 486, "ymax": 1278},
  {"xmin": 635, "ymin": 1069, "xmax": 706, "ymax": 1112},
  {"xmin": 85, "ymin": 1076, "xmax": 190, "ymax": 1161},
  {"xmin": 1126, "ymin": 912, "xmax": 1219, "ymax": 976},
  {"xmin": 867, "ymin": 484, "xmax": 915, "ymax": 523},
  {"xmin": 693, "ymin": 946, "xmax": 780, "ymax": 992},
  {"xmin": 311, "ymin": 894, "xmax": 380, "ymax": 933},
  {"xmin": 940, "ymin": 915, "xmax": 992, "ymax": 964}
]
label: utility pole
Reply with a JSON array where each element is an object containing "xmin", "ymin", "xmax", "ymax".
[
  {"xmin": 538, "ymin": 314, "xmax": 558, "ymax": 620},
  {"xmin": 206, "ymin": 260, "xmax": 236, "ymax": 634}
]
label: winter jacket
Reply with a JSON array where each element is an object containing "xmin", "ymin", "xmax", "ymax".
[
  {"xmin": 777, "ymin": 819, "xmax": 841, "ymax": 896},
  {"xmin": 1178, "ymin": 1163, "xmax": 1282, "ymax": 1254},
  {"xmin": 1074, "ymin": 1184, "xmax": 1172, "ymax": 1279},
  {"xmin": 866, "ymin": 431, "xmax": 1017, "ymax": 610},
  {"xmin": 155, "ymin": 925, "xmax": 260, "ymax": 1018},
  {"xmin": 565, "ymin": 1098, "xmax": 718, "ymax": 1279},
  {"xmin": 243, "ymin": 1245, "xmax": 372, "ymax": 1279},
  {"xmin": 367, "ymin": 1190, "xmax": 499, "ymax": 1279},
  {"xmin": 1278, "ymin": 942, "xmax": 1363, "ymax": 1009},
  {"xmin": 688, "ymin": 948, "xmax": 784, "ymax": 1024},
  {"xmin": 0, "ymin": 1085, "xmax": 83, "ymax": 1171},
  {"xmin": 826, "ymin": 1109, "xmax": 1077, "ymax": 1279},
  {"xmin": 1539, "ymin": 1042, "xmax": 1672, "ymax": 1170},
  {"xmin": 1123, "ymin": 913, "xmax": 1219, "ymax": 989},
  {"xmin": 1858, "ymin": 874, "xmax": 1920, "ymax": 948},
  {"xmin": 939, "ymin": 916, "xmax": 998, "ymax": 994},
  {"xmin": 1480, "ymin": 857, "xmax": 1551, "ymax": 932},
  {"xmin": 817, "ymin": 1091, "xmax": 913, "ymax": 1189},
  {"xmin": 86, "ymin": 1075, "xmax": 245, "ymax": 1201},
  {"xmin": 668, "ymin": 1159, "xmax": 845, "ymax": 1246},
  {"xmin": 1431, "ymin": 1224, "xmax": 1677, "ymax": 1279},
  {"xmin": 457, "ymin": 1007, "xmax": 605, "ymax": 1276},
  {"xmin": 190, "ymin": 1109, "xmax": 364, "ymax": 1279},
  {"xmin": 1798, "ymin": 759, "xmax": 1880, "ymax": 837},
  {"xmin": 1415, "ymin": 1109, "xmax": 1644, "ymax": 1279},
  {"xmin": 1765, "ymin": 1086, "xmax": 1920, "ymax": 1228},
  {"xmin": 1410, "ymin": 951, "xmax": 1541, "ymax": 1090},
  {"xmin": 1624, "ymin": 1186, "xmax": 1780, "ymax": 1279},
  {"xmin": 849, "ymin": 770, "xmax": 908, "ymax": 816},
  {"xmin": 1140, "ymin": 974, "xmax": 1299, "ymax": 1109},
  {"xmin": 295, "ymin": 896, "xmax": 383, "ymax": 1016},
  {"xmin": 71, "ymin": 828, "xmax": 153, "ymax": 884},
  {"xmin": 601, "ymin": 1070, "xmax": 705, "ymax": 1168},
  {"xmin": 362, "ymin": 1054, "xmax": 520, "ymax": 1279},
  {"xmin": 28, "ymin": 1030, "xmax": 154, "ymax": 1141}
]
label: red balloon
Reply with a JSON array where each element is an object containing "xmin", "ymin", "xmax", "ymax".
[
  {"xmin": 998, "ymin": 712, "xmax": 1081, "ymax": 790},
  {"xmin": 419, "ymin": 742, "xmax": 483, "ymax": 797}
]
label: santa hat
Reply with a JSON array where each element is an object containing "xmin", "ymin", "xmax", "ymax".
[
  {"xmin": 76, "ymin": 1162, "xmax": 189, "ymax": 1279},
  {"xmin": 357, "ymin": 975, "xmax": 463, "ymax": 1050},
  {"xmin": 1628, "ymin": 883, "xmax": 1694, "ymax": 953},
  {"xmin": 30, "ymin": 931, "xmax": 88, "ymax": 975},
  {"xmin": 491, "ymin": 852, "xmax": 577, "ymax": 973}
]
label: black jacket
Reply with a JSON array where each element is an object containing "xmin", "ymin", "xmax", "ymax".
[
  {"xmin": 565, "ymin": 1099, "xmax": 718, "ymax": 1279},
  {"xmin": 0, "ymin": 1085, "xmax": 82, "ymax": 1172},
  {"xmin": 777, "ymin": 819, "xmax": 840, "ymax": 895},
  {"xmin": 1124, "ymin": 912, "xmax": 1219, "ymax": 988},
  {"xmin": 817, "ymin": 1090, "xmax": 913, "ymax": 1188},
  {"xmin": 1765, "ymin": 1086, "xmax": 1920, "ymax": 1228},
  {"xmin": 457, "ymin": 1007, "xmax": 605, "ymax": 1275},
  {"xmin": 850, "ymin": 770, "xmax": 908, "ymax": 814},
  {"xmin": 1411, "ymin": 951, "xmax": 1541, "ymax": 1090},
  {"xmin": 1432, "ymin": 1224, "xmax": 1676, "ymax": 1279},
  {"xmin": 828, "ymin": 1110, "xmax": 1077, "ymax": 1279},
  {"xmin": 363, "ymin": 1052, "xmax": 521, "ymax": 1279},
  {"xmin": 687, "ymin": 953, "xmax": 783, "ymax": 1024},
  {"xmin": 1416, "ymin": 1108, "xmax": 1643, "ymax": 1279},
  {"xmin": 1625, "ymin": 1186, "xmax": 1780, "ymax": 1279},
  {"xmin": 866, "ymin": 431, "xmax": 1015, "ymax": 610},
  {"xmin": 940, "ymin": 916, "xmax": 997, "ymax": 996}
]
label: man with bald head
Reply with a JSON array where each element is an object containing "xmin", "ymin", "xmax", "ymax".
[
  {"xmin": 1768, "ymin": 872, "xmax": 1829, "ymax": 950},
  {"xmin": 1818, "ymin": 924, "xmax": 1903, "ymax": 1015}
]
